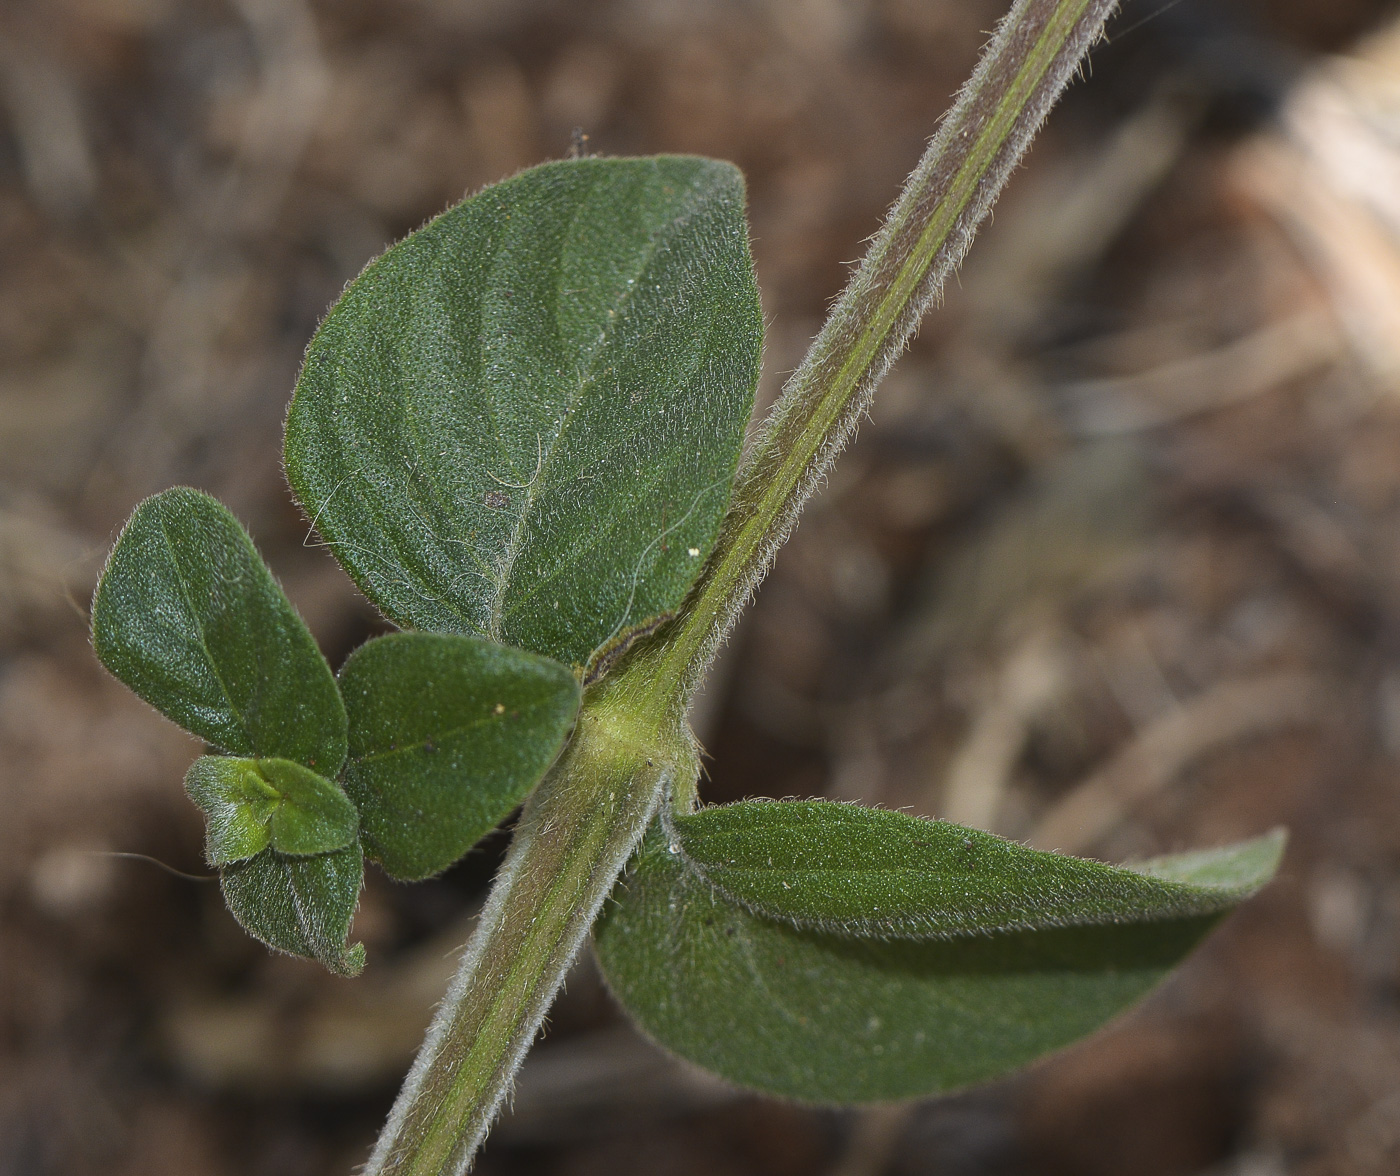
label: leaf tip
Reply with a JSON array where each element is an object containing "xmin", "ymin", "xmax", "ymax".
[
  {"xmin": 1129, "ymin": 827, "xmax": 1289, "ymax": 895},
  {"xmin": 331, "ymin": 941, "xmax": 367, "ymax": 978}
]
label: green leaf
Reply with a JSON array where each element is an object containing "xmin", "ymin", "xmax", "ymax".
[
  {"xmin": 186, "ymin": 756, "xmax": 358, "ymax": 865},
  {"xmin": 669, "ymin": 801, "xmax": 1284, "ymax": 937},
  {"xmin": 91, "ymin": 487, "xmax": 348, "ymax": 774},
  {"xmin": 286, "ymin": 155, "xmax": 763, "ymax": 669},
  {"xmin": 339, "ymin": 632, "xmax": 580, "ymax": 880},
  {"xmin": 183, "ymin": 756, "xmax": 278, "ymax": 864},
  {"xmin": 220, "ymin": 842, "xmax": 366, "ymax": 976},
  {"xmin": 594, "ymin": 822, "xmax": 1283, "ymax": 1103},
  {"xmin": 261, "ymin": 758, "xmax": 360, "ymax": 856}
]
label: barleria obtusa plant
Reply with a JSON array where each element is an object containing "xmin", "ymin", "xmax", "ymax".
[{"xmin": 91, "ymin": 1, "xmax": 1286, "ymax": 1171}]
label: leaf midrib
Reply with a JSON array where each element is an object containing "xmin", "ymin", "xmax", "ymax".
[
  {"xmin": 486, "ymin": 163, "xmax": 712, "ymax": 641},
  {"xmin": 701, "ymin": 864, "xmax": 1245, "ymax": 912},
  {"xmin": 157, "ymin": 510, "xmax": 249, "ymax": 749},
  {"xmin": 675, "ymin": 838, "xmax": 1249, "ymax": 941},
  {"xmin": 350, "ymin": 711, "xmax": 500, "ymax": 766}
]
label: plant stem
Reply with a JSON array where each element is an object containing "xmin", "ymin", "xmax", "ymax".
[
  {"xmin": 654, "ymin": 0, "xmax": 1121, "ymax": 699},
  {"xmin": 364, "ymin": 688, "xmax": 692, "ymax": 1176},
  {"xmin": 364, "ymin": 1, "xmax": 1119, "ymax": 1170}
]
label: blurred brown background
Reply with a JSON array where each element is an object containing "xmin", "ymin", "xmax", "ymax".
[{"xmin": 6, "ymin": 0, "xmax": 1400, "ymax": 1173}]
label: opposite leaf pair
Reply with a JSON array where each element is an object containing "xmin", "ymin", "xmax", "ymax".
[{"xmin": 92, "ymin": 488, "xmax": 580, "ymax": 973}]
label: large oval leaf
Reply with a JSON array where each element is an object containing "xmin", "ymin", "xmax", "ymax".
[
  {"xmin": 594, "ymin": 823, "xmax": 1282, "ymax": 1103},
  {"xmin": 91, "ymin": 488, "xmax": 347, "ymax": 773},
  {"xmin": 286, "ymin": 155, "xmax": 763, "ymax": 670},
  {"xmin": 672, "ymin": 800, "xmax": 1284, "ymax": 937},
  {"xmin": 339, "ymin": 632, "xmax": 580, "ymax": 880}
]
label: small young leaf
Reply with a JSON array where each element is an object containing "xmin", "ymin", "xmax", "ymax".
[
  {"xmin": 186, "ymin": 756, "xmax": 358, "ymax": 864},
  {"xmin": 339, "ymin": 632, "xmax": 580, "ymax": 880},
  {"xmin": 220, "ymin": 842, "xmax": 366, "ymax": 976},
  {"xmin": 670, "ymin": 801, "xmax": 1285, "ymax": 937},
  {"xmin": 594, "ymin": 823, "xmax": 1283, "ymax": 1103},
  {"xmin": 184, "ymin": 756, "xmax": 278, "ymax": 864},
  {"xmin": 260, "ymin": 758, "xmax": 360, "ymax": 856},
  {"xmin": 286, "ymin": 155, "xmax": 763, "ymax": 670},
  {"xmin": 92, "ymin": 487, "xmax": 347, "ymax": 773}
]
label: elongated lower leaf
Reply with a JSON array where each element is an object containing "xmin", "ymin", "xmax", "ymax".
[
  {"xmin": 92, "ymin": 488, "xmax": 347, "ymax": 774},
  {"xmin": 594, "ymin": 822, "xmax": 1283, "ymax": 1103},
  {"xmin": 339, "ymin": 632, "xmax": 580, "ymax": 880},
  {"xmin": 220, "ymin": 842, "xmax": 365, "ymax": 976},
  {"xmin": 286, "ymin": 155, "xmax": 763, "ymax": 670},
  {"xmin": 672, "ymin": 801, "xmax": 1284, "ymax": 937}
]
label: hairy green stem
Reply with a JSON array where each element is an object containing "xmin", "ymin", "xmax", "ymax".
[
  {"xmin": 655, "ymin": 0, "xmax": 1121, "ymax": 698},
  {"xmin": 365, "ymin": 684, "xmax": 693, "ymax": 1176},
  {"xmin": 364, "ymin": 1, "xmax": 1119, "ymax": 1170}
]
